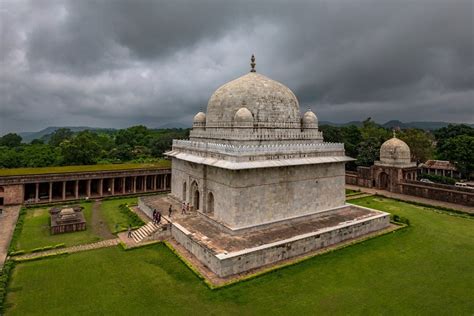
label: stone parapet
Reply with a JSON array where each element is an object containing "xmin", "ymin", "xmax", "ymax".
[
  {"xmin": 189, "ymin": 127, "xmax": 323, "ymax": 142},
  {"xmin": 171, "ymin": 140, "xmax": 344, "ymax": 161}
]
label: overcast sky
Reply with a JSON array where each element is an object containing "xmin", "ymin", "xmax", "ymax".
[{"xmin": 0, "ymin": 0, "xmax": 473, "ymax": 135}]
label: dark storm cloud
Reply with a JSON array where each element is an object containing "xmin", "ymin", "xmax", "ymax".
[{"xmin": 1, "ymin": 0, "xmax": 473, "ymax": 135}]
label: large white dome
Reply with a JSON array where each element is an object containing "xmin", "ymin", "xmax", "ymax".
[{"xmin": 205, "ymin": 72, "xmax": 300, "ymax": 127}]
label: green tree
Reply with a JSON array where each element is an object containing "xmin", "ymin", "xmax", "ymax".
[
  {"xmin": 49, "ymin": 128, "xmax": 73, "ymax": 147},
  {"xmin": 438, "ymin": 135, "xmax": 474, "ymax": 179},
  {"xmin": 115, "ymin": 125, "xmax": 152, "ymax": 148},
  {"xmin": 360, "ymin": 118, "xmax": 391, "ymax": 142},
  {"xmin": 356, "ymin": 137, "xmax": 381, "ymax": 167},
  {"xmin": 434, "ymin": 124, "xmax": 474, "ymax": 160},
  {"xmin": 398, "ymin": 128, "xmax": 435, "ymax": 163},
  {"xmin": 60, "ymin": 131, "xmax": 101, "ymax": 165},
  {"xmin": 30, "ymin": 139, "xmax": 45, "ymax": 145},
  {"xmin": 20, "ymin": 144, "xmax": 61, "ymax": 167},
  {"xmin": 340, "ymin": 125, "xmax": 362, "ymax": 158},
  {"xmin": 0, "ymin": 146, "xmax": 21, "ymax": 168},
  {"xmin": 319, "ymin": 125, "xmax": 342, "ymax": 143},
  {"xmin": 0, "ymin": 133, "xmax": 22, "ymax": 147}
]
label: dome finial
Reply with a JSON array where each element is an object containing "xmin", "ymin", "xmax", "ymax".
[
  {"xmin": 250, "ymin": 54, "xmax": 256, "ymax": 72},
  {"xmin": 393, "ymin": 129, "xmax": 397, "ymax": 138}
]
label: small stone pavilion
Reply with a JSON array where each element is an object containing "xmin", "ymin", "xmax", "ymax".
[
  {"xmin": 160, "ymin": 56, "xmax": 390, "ymax": 277},
  {"xmin": 50, "ymin": 205, "xmax": 86, "ymax": 235}
]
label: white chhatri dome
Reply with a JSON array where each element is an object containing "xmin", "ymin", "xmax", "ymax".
[
  {"xmin": 302, "ymin": 109, "xmax": 318, "ymax": 128},
  {"xmin": 379, "ymin": 136, "xmax": 411, "ymax": 166},
  {"xmin": 193, "ymin": 112, "xmax": 206, "ymax": 123},
  {"xmin": 234, "ymin": 107, "xmax": 254, "ymax": 127}
]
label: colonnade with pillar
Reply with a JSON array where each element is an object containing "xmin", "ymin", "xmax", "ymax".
[{"xmin": 24, "ymin": 173, "xmax": 171, "ymax": 203}]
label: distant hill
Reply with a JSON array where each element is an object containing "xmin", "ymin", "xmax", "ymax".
[
  {"xmin": 16, "ymin": 121, "xmax": 474, "ymax": 142},
  {"xmin": 19, "ymin": 126, "xmax": 116, "ymax": 143},
  {"xmin": 320, "ymin": 120, "xmax": 474, "ymax": 130},
  {"xmin": 155, "ymin": 122, "xmax": 190, "ymax": 129}
]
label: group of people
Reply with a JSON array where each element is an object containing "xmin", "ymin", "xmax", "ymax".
[
  {"xmin": 181, "ymin": 202, "xmax": 191, "ymax": 215},
  {"xmin": 126, "ymin": 203, "xmax": 188, "ymax": 239},
  {"xmin": 152, "ymin": 209, "xmax": 162, "ymax": 224}
]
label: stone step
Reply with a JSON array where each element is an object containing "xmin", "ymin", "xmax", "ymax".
[{"xmin": 129, "ymin": 221, "xmax": 162, "ymax": 243}]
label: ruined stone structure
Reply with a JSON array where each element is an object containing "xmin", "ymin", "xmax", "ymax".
[
  {"xmin": 346, "ymin": 136, "xmax": 473, "ymax": 206},
  {"xmin": 159, "ymin": 56, "xmax": 390, "ymax": 277},
  {"xmin": 0, "ymin": 167, "xmax": 171, "ymax": 207},
  {"xmin": 50, "ymin": 205, "xmax": 86, "ymax": 234}
]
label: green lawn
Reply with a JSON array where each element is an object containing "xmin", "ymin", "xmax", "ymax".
[
  {"xmin": 0, "ymin": 160, "xmax": 171, "ymax": 176},
  {"xmin": 99, "ymin": 197, "xmax": 144, "ymax": 233},
  {"xmin": 5, "ymin": 196, "xmax": 474, "ymax": 315},
  {"xmin": 14, "ymin": 203, "xmax": 102, "ymax": 251}
]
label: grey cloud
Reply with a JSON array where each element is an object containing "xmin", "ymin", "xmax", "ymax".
[{"xmin": 0, "ymin": 0, "xmax": 473, "ymax": 135}]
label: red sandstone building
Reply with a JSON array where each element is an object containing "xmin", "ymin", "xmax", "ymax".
[{"xmin": 0, "ymin": 166, "xmax": 171, "ymax": 207}]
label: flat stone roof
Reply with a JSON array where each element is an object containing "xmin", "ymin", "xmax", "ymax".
[
  {"xmin": 0, "ymin": 161, "xmax": 171, "ymax": 177},
  {"xmin": 141, "ymin": 195, "xmax": 382, "ymax": 254}
]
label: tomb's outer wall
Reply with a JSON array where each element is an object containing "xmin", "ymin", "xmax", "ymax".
[
  {"xmin": 171, "ymin": 212, "xmax": 390, "ymax": 277},
  {"xmin": 171, "ymin": 158, "xmax": 346, "ymax": 229},
  {"xmin": 1, "ymin": 184, "xmax": 24, "ymax": 205}
]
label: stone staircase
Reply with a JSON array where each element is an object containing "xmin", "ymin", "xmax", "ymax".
[{"xmin": 131, "ymin": 222, "xmax": 162, "ymax": 243}]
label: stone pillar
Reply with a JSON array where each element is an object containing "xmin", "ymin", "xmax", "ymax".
[
  {"xmin": 99, "ymin": 179, "xmax": 103, "ymax": 196},
  {"xmin": 35, "ymin": 183, "xmax": 39, "ymax": 202},
  {"xmin": 111, "ymin": 178, "xmax": 115, "ymax": 195},
  {"xmin": 122, "ymin": 177, "xmax": 126, "ymax": 194},
  {"xmin": 49, "ymin": 182, "xmax": 53, "ymax": 202},
  {"xmin": 87, "ymin": 180, "xmax": 91, "ymax": 197},
  {"xmin": 133, "ymin": 177, "xmax": 137, "ymax": 193},
  {"xmin": 62, "ymin": 181, "xmax": 66, "ymax": 200},
  {"xmin": 75, "ymin": 180, "xmax": 79, "ymax": 199},
  {"xmin": 144, "ymin": 176, "xmax": 147, "ymax": 192},
  {"xmin": 152, "ymin": 175, "xmax": 157, "ymax": 191}
]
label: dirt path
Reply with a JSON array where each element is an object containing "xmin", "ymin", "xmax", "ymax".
[
  {"xmin": 14, "ymin": 238, "xmax": 120, "ymax": 261},
  {"xmin": 91, "ymin": 200, "xmax": 115, "ymax": 239},
  {"xmin": 0, "ymin": 205, "xmax": 21, "ymax": 269},
  {"xmin": 346, "ymin": 185, "xmax": 473, "ymax": 213}
]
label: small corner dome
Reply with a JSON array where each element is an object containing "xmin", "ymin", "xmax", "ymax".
[
  {"xmin": 302, "ymin": 110, "xmax": 318, "ymax": 124},
  {"xmin": 193, "ymin": 112, "xmax": 206, "ymax": 123},
  {"xmin": 234, "ymin": 107, "xmax": 253, "ymax": 123},
  {"xmin": 380, "ymin": 137, "xmax": 411, "ymax": 162}
]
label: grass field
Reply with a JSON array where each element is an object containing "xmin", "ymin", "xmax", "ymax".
[
  {"xmin": 14, "ymin": 197, "xmax": 144, "ymax": 251},
  {"xmin": 14, "ymin": 203, "xmax": 102, "ymax": 251},
  {"xmin": 99, "ymin": 197, "xmax": 143, "ymax": 233},
  {"xmin": 5, "ymin": 196, "xmax": 474, "ymax": 315},
  {"xmin": 0, "ymin": 160, "xmax": 171, "ymax": 176}
]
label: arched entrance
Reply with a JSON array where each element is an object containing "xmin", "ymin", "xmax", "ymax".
[
  {"xmin": 207, "ymin": 192, "xmax": 214, "ymax": 214},
  {"xmin": 378, "ymin": 172, "xmax": 389, "ymax": 190},
  {"xmin": 182, "ymin": 182, "xmax": 187, "ymax": 201},
  {"xmin": 191, "ymin": 181, "xmax": 199, "ymax": 210}
]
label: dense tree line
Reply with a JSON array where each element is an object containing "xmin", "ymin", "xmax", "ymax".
[
  {"xmin": 0, "ymin": 127, "xmax": 189, "ymax": 168},
  {"xmin": 0, "ymin": 121, "xmax": 472, "ymax": 179},
  {"xmin": 320, "ymin": 119, "xmax": 473, "ymax": 179}
]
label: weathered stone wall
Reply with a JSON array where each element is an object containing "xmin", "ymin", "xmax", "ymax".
[
  {"xmin": 400, "ymin": 182, "xmax": 474, "ymax": 206},
  {"xmin": 171, "ymin": 158, "xmax": 347, "ymax": 230},
  {"xmin": 171, "ymin": 222, "xmax": 221, "ymax": 273},
  {"xmin": 226, "ymin": 163, "xmax": 346, "ymax": 229},
  {"xmin": 1, "ymin": 184, "xmax": 23, "ymax": 205},
  {"xmin": 171, "ymin": 210, "xmax": 390, "ymax": 277},
  {"xmin": 345, "ymin": 171, "xmax": 474, "ymax": 206}
]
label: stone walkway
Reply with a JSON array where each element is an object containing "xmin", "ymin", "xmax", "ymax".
[
  {"xmin": 90, "ymin": 200, "xmax": 115, "ymax": 239},
  {"xmin": 346, "ymin": 185, "xmax": 473, "ymax": 213},
  {"xmin": 13, "ymin": 238, "xmax": 120, "ymax": 261},
  {"xmin": 0, "ymin": 205, "xmax": 21, "ymax": 269}
]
